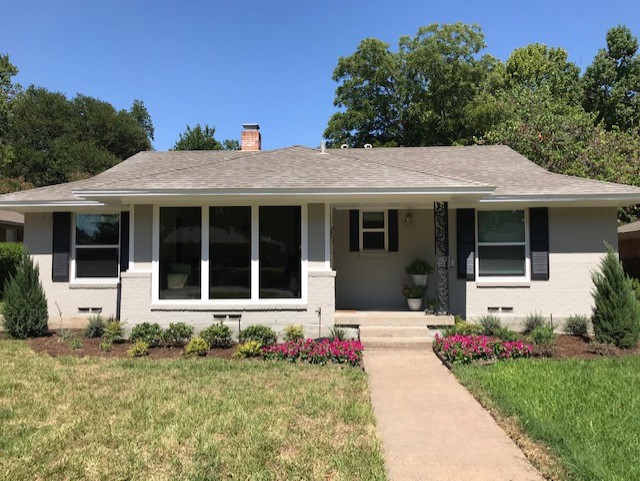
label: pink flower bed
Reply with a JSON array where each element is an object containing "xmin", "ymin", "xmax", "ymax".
[
  {"xmin": 433, "ymin": 334, "xmax": 532, "ymax": 364},
  {"xmin": 262, "ymin": 338, "xmax": 364, "ymax": 366}
]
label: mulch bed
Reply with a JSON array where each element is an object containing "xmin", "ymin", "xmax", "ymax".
[
  {"xmin": 550, "ymin": 334, "xmax": 640, "ymax": 360},
  {"xmin": 23, "ymin": 330, "xmax": 238, "ymax": 360}
]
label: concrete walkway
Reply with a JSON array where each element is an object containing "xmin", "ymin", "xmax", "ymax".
[{"xmin": 364, "ymin": 350, "xmax": 544, "ymax": 481}]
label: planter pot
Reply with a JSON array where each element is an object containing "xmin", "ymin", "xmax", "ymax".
[
  {"xmin": 167, "ymin": 273, "xmax": 189, "ymax": 289},
  {"xmin": 411, "ymin": 274, "xmax": 428, "ymax": 286},
  {"xmin": 407, "ymin": 298, "xmax": 423, "ymax": 311}
]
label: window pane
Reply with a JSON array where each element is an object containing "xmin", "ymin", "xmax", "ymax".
[
  {"xmin": 159, "ymin": 207, "xmax": 201, "ymax": 300},
  {"xmin": 478, "ymin": 245, "xmax": 526, "ymax": 277},
  {"xmin": 76, "ymin": 248, "xmax": 119, "ymax": 278},
  {"xmin": 478, "ymin": 211, "xmax": 525, "ymax": 243},
  {"xmin": 210, "ymin": 207, "xmax": 251, "ymax": 299},
  {"xmin": 76, "ymin": 214, "xmax": 119, "ymax": 245},
  {"xmin": 362, "ymin": 231, "xmax": 385, "ymax": 250},
  {"xmin": 259, "ymin": 206, "xmax": 301, "ymax": 299},
  {"xmin": 362, "ymin": 211, "xmax": 385, "ymax": 229}
]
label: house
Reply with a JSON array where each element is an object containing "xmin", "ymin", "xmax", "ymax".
[
  {"xmin": 618, "ymin": 220, "xmax": 640, "ymax": 279},
  {"xmin": 0, "ymin": 123, "xmax": 638, "ymax": 335},
  {"xmin": 0, "ymin": 210, "xmax": 24, "ymax": 242}
]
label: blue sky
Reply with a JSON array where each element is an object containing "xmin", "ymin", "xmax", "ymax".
[{"xmin": 3, "ymin": 0, "xmax": 639, "ymax": 151}]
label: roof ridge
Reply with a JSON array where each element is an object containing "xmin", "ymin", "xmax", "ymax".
[{"xmin": 331, "ymin": 148, "xmax": 492, "ymax": 187}]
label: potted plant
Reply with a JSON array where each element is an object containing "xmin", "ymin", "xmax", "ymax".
[
  {"xmin": 402, "ymin": 284, "xmax": 425, "ymax": 311},
  {"xmin": 405, "ymin": 257, "xmax": 433, "ymax": 287}
]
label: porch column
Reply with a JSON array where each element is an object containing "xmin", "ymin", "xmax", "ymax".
[{"xmin": 433, "ymin": 202, "xmax": 449, "ymax": 314}]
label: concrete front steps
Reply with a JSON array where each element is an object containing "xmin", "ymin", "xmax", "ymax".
[{"xmin": 335, "ymin": 311, "xmax": 454, "ymax": 351}]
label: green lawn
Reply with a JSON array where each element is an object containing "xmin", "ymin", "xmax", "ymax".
[
  {"xmin": 455, "ymin": 357, "xmax": 640, "ymax": 481},
  {"xmin": 0, "ymin": 341, "xmax": 386, "ymax": 480}
]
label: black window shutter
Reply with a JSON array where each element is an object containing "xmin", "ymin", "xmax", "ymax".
[
  {"xmin": 52, "ymin": 212, "xmax": 71, "ymax": 282},
  {"xmin": 349, "ymin": 210, "xmax": 359, "ymax": 252},
  {"xmin": 388, "ymin": 209, "xmax": 398, "ymax": 252},
  {"xmin": 530, "ymin": 207, "xmax": 549, "ymax": 280},
  {"xmin": 456, "ymin": 209, "xmax": 475, "ymax": 280},
  {"xmin": 120, "ymin": 211, "xmax": 130, "ymax": 273}
]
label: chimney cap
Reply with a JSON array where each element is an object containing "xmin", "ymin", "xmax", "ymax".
[{"xmin": 242, "ymin": 123, "xmax": 260, "ymax": 130}]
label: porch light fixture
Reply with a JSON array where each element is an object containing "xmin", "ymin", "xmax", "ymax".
[{"xmin": 404, "ymin": 212, "xmax": 413, "ymax": 228}]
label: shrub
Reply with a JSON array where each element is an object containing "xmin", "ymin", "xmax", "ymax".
[
  {"xmin": 128, "ymin": 340, "xmax": 149, "ymax": 358},
  {"xmin": 284, "ymin": 324, "xmax": 304, "ymax": 342},
  {"xmin": 239, "ymin": 325, "xmax": 277, "ymax": 346},
  {"xmin": 69, "ymin": 336, "xmax": 83, "ymax": 350},
  {"xmin": 433, "ymin": 334, "xmax": 533, "ymax": 364},
  {"xmin": 235, "ymin": 340, "xmax": 264, "ymax": 358},
  {"xmin": 523, "ymin": 312, "xmax": 547, "ymax": 334},
  {"xmin": 184, "ymin": 337, "xmax": 208, "ymax": 357},
  {"xmin": 564, "ymin": 315, "xmax": 590, "ymax": 338},
  {"xmin": 632, "ymin": 277, "xmax": 640, "ymax": 301},
  {"xmin": 529, "ymin": 325, "xmax": 557, "ymax": 356},
  {"xmin": 2, "ymin": 250, "xmax": 48, "ymax": 339},
  {"xmin": 402, "ymin": 284, "xmax": 425, "ymax": 299},
  {"xmin": 441, "ymin": 320, "xmax": 483, "ymax": 337},
  {"xmin": 129, "ymin": 322, "xmax": 164, "ymax": 347},
  {"xmin": 100, "ymin": 339, "xmax": 113, "ymax": 352},
  {"xmin": 478, "ymin": 315, "xmax": 502, "ymax": 336},
  {"xmin": 103, "ymin": 319, "xmax": 125, "ymax": 343},
  {"xmin": 405, "ymin": 257, "xmax": 433, "ymax": 275},
  {"xmin": 492, "ymin": 326, "xmax": 521, "ymax": 342},
  {"xmin": 0, "ymin": 242, "xmax": 23, "ymax": 297},
  {"xmin": 200, "ymin": 321, "xmax": 233, "ymax": 348},
  {"xmin": 328, "ymin": 325, "xmax": 348, "ymax": 341},
  {"xmin": 163, "ymin": 322, "xmax": 194, "ymax": 346},
  {"xmin": 84, "ymin": 315, "xmax": 105, "ymax": 338},
  {"xmin": 263, "ymin": 339, "xmax": 364, "ymax": 366},
  {"xmin": 592, "ymin": 244, "xmax": 640, "ymax": 349}
]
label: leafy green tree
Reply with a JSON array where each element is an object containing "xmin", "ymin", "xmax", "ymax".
[
  {"xmin": 583, "ymin": 25, "xmax": 640, "ymax": 130},
  {"xmin": 2, "ymin": 249, "xmax": 48, "ymax": 339},
  {"xmin": 591, "ymin": 244, "xmax": 640, "ymax": 348},
  {"xmin": 0, "ymin": 53, "xmax": 20, "ymax": 167},
  {"xmin": 4, "ymin": 87, "xmax": 151, "ymax": 186},
  {"xmin": 324, "ymin": 22, "xmax": 496, "ymax": 147},
  {"xmin": 130, "ymin": 99, "xmax": 155, "ymax": 142},
  {"xmin": 172, "ymin": 124, "xmax": 238, "ymax": 151}
]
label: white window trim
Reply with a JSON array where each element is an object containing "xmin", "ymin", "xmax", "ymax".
[
  {"xmin": 359, "ymin": 209, "xmax": 388, "ymax": 252},
  {"xmin": 474, "ymin": 208, "xmax": 530, "ymax": 284},
  {"xmin": 151, "ymin": 203, "xmax": 308, "ymax": 306},
  {"xmin": 71, "ymin": 212, "xmax": 121, "ymax": 285}
]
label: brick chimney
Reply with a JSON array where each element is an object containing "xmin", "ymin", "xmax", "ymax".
[{"xmin": 241, "ymin": 123, "xmax": 261, "ymax": 151}]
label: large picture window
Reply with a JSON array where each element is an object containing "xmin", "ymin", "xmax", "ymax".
[
  {"xmin": 75, "ymin": 214, "xmax": 119, "ymax": 278},
  {"xmin": 159, "ymin": 207, "xmax": 201, "ymax": 299},
  {"xmin": 477, "ymin": 210, "xmax": 526, "ymax": 277},
  {"xmin": 259, "ymin": 206, "xmax": 301, "ymax": 299},
  {"xmin": 209, "ymin": 207, "xmax": 251, "ymax": 299}
]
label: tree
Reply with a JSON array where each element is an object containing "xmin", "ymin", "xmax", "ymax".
[
  {"xmin": 324, "ymin": 22, "xmax": 495, "ymax": 147},
  {"xmin": 583, "ymin": 25, "xmax": 640, "ymax": 130},
  {"xmin": 0, "ymin": 53, "xmax": 20, "ymax": 167},
  {"xmin": 3, "ymin": 86, "xmax": 151, "ymax": 186},
  {"xmin": 130, "ymin": 99, "xmax": 155, "ymax": 142},
  {"xmin": 172, "ymin": 124, "xmax": 238, "ymax": 151},
  {"xmin": 591, "ymin": 244, "xmax": 640, "ymax": 348},
  {"xmin": 2, "ymin": 249, "xmax": 48, "ymax": 339}
]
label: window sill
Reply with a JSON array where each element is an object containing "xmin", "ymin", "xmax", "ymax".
[
  {"xmin": 358, "ymin": 250, "xmax": 389, "ymax": 258},
  {"xmin": 475, "ymin": 281, "xmax": 531, "ymax": 288},
  {"xmin": 70, "ymin": 280, "xmax": 119, "ymax": 289},
  {"xmin": 150, "ymin": 302, "xmax": 308, "ymax": 312}
]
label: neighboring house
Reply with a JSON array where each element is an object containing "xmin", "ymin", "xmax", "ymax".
[
  {"xmin": 0, "ymin": 123, "xmax": 639, "ymax": 333},
  {"xmin": 618, "ymin": 220, "xmax": 640, "ymax": 279},
  {"xmin": 0, "ymin": 210, "xmax": 24, "ymax": 243}
]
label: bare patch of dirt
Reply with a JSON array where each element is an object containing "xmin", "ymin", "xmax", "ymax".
[
  {"xmin": 549, "ymin": 334, "xmax": 640, "ymax": 360},
  {"xmin": 25, "ymin": 330, "xmax": 237, "ymax": 360}
]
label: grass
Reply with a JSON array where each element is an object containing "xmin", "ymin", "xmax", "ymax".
[
  {"xmin": 0, "ymin": 341, "xmax": 386, "ymax": 480},
  {"xmin": 455, "ymin": 357, "xmax": 640, "ymax": 481}
]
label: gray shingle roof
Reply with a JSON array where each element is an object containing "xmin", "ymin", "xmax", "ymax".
[{"xmin": 0, "ymin": 145, "xmax": 639, "ymax": 204}]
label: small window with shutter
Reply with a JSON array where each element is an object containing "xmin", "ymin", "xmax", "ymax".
[{"xmin": 476, "ymin": 210, "xmax": 527, "ymax": 279}]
